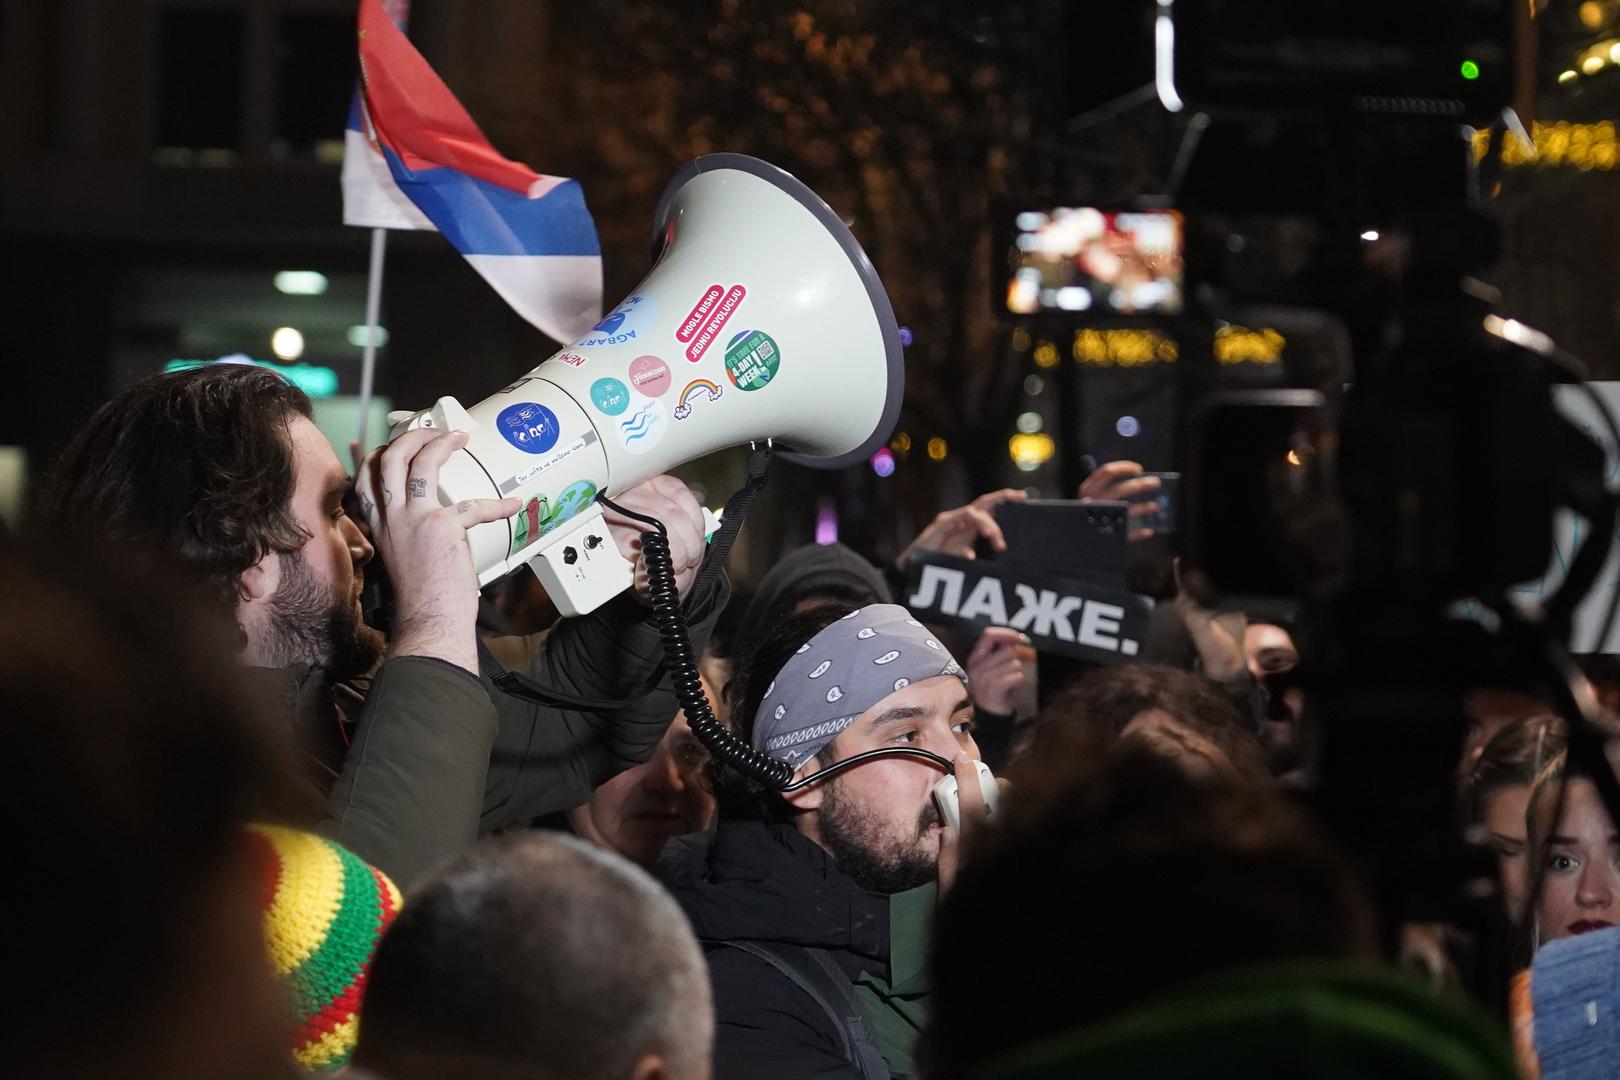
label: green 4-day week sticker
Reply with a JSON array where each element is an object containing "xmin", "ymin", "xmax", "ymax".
[{"xmin": 723, "ymin": 329, "xmax": 780, "ymax": 392}]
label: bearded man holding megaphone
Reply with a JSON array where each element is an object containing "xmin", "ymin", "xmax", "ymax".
[
  {"xmin": 46, "ymin": 155, "xmax": 907, "ymax": 889},
  {"xmin": 48, "ymin": 355, "xmax": 723, "ymax": 888}
]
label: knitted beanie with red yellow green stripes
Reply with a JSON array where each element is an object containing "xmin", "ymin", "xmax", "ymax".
[{"xmin": 244, "ymin": 824, "xmax": 403, "ymax": 1073}]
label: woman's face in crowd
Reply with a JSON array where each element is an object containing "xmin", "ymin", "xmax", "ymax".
[
  {"xmin": 1536, "ymin": 778, "xmax": 1620, "ymax": 943},
  {"xmin": 1480, "ymin": 784, "xmax": 1532, "ymax": 919},
  {"xmin": 1244, "ymin": 623, "xmax": 1302, "ymax": 769}
]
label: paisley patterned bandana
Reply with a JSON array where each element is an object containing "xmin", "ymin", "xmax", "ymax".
[{"xmin": 751, "ymin": 603, "xmax": 967, "ymax": 768}]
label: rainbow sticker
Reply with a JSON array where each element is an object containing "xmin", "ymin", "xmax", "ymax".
[{"xmin": 673, "ymin": 378, "xmax": 725, "ymax": 420}]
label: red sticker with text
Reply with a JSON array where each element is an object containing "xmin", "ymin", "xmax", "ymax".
[
  {"xmin": 685, "ymin": 284, "xmax": 746, "ymax": 363},
  {"xmin": 676, "ymin": 285, "xmax": 725, "ymax": 343}
]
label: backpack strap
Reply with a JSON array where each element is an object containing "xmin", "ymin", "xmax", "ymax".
[
  {"xmin": 798, "ymin": 946, "xmax": 897, "ymax": 1080},
  {"xmin": 716, "ymin": 941, "xmax": 892, "ymax": 1080}
]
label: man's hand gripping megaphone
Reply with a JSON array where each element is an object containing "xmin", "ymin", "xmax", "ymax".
[{"xmin": 349, "ymin": 428, "xmax": 706, "ymax": 675}]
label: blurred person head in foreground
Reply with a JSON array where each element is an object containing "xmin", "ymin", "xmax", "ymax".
[
  {"xmin": 355, "ymin": 832, "xmax": 712, "ymax": 1080},
  {"xmin": 1021, "ymin": 661, "xmax": 1269, "ymax": 786},
  {"xmin": 0, "ymin": 542, "xmax": 292, "ymax": 1080},
  {"xmin": 925, "ymin": 735, "xmax": 1384, "ymax": 1078}
]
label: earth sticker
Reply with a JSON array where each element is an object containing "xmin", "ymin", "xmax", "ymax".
[
  {"xmin": 541, "ymin": 480, "xmax": 599, "ymax": 537},
  {"xmin": 509, "ymin": 481, "xmax": 599, "ymax": 558},
  {"xmin": 723, "ymin": 329, "xmax": 780, "ymax": 392}
]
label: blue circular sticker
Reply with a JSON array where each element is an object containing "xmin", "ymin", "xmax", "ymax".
[
  {"xmin": 497, "ymin": 402, "xmax": 560, "ymax": 455},
  {"xmin": 590, "ymin": 377, "xmax": 631, "ymax": 417}
]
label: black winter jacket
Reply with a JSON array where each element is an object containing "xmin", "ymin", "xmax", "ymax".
[{"xmin": 659, "ymin": 819, "xmax": 898, "ymax": 1080}]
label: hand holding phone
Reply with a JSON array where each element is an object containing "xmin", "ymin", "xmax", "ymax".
[
  {"xmin": 898, "ymin": 488, "xmax": 1029, "ymax": 569},
  {"xmin": 1078, "ymin": 461, "xmax": 1177, "ymax": 541},
  {"xmin": 1128, "ymin": 471, "xmax": 1180, "ymax": 537}
]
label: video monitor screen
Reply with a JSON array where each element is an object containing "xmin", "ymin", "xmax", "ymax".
[{"xmin": 1005, "ymin": 208, "xmax": 1184, "ymax": 316}]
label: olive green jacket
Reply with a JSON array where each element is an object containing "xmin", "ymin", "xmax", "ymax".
[{"xmin": 283, "ymin": 576, "xmax": 727, "ymax": 888}]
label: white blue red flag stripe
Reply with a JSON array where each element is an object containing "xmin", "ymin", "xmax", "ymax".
[
  {"xmin": 341, "ymin": 93, "xmax": 432, "ymax": 231},
  {"xmin": 345, "ymin": 0, "xmax": 602, "ymax": 343}
]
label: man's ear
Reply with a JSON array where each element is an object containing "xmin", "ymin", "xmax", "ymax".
[
  {"xmin": 779, "ymin": 751, "xmax": 830, "ymax": 813},
  {"xmin": 627, "ymin": 1054, "xmax": 669, "ymax": 1080},
  {"xmin": 237, "ymin": 550, "xmax": 280, "ymax": 605}
]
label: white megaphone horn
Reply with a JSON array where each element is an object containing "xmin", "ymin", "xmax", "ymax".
[{"xmin": 386, "ymin": 154, "xmax": 905, "ymax": 616}]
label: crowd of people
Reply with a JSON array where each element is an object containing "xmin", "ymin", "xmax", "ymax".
[{"xmin": 7, "ymin": 364, "xmax": 1619, "ymax": 1079}]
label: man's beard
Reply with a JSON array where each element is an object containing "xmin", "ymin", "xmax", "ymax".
[
  {"xmin": 261, "ymin": 549, "xmax": 383, "ymax": 680},
  {"xmin": 817, "ymin": 776, "xmax": 941, "ymax": 895}
]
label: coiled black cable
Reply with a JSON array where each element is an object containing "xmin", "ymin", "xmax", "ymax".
[
  {"xmin": 599, "ymin": 493, "xmax": 795, "ymax": 788},
  {"xmin": 597, "ymin": 493, "xmax": 957, "ymax": 791}
]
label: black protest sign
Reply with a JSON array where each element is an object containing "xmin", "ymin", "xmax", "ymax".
[{"xmin": 903, "ymin": 552, "xmax": 1155, "ymax": 664}]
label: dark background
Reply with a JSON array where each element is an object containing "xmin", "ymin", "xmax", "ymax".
[{"xmin": 2, "ymin": 0, "xmax": 1615, "ymax": 586}]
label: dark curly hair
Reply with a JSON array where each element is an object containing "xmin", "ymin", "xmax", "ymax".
[
  {"xmin": 44, "ymin": 366, "xmax": 314, "ymax": 611},
  {"xmin": 712, "ymin": 601, "xmax": 858, "ymax": 822}
]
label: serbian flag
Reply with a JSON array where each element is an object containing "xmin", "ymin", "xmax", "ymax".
[{"xmin": 342, "ymin": 0, "xmax": 602, "ymax": 343}]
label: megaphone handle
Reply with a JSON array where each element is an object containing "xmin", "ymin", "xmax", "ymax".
[
  {"xmin": 686, "ymin": 445, "xmax": 773, "ymax": 610},
  {"xmin": 597, "ymin": 490, "xmax": 793, "ymax": 790}
]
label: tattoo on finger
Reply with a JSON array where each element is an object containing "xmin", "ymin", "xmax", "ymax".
[
  {"xmin": 456, "ymin": 502, "xmax": 473, "ymax": 514},
  {"xmin": 360, "ymin": 495, "xmax": 375, "ymax": 519},
  {"xmin": 408, "ymin": 478, "xmax": 428, "ymax": 500},
  {"xmin": 382, "ymin": 489, "xmax": 394, "ymax": 507}
]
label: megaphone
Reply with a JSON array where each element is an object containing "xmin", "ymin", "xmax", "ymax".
[{"xmin": 387, "ymin": 154, "xmax": 904, "ymax": 616}]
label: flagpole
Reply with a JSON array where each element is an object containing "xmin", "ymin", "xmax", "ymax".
[{"xmin": 355, "ymin": 226, "xmax": 388, "ymax": 460}]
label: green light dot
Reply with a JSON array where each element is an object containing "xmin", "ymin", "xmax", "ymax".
[{"xmin": 1460, "ymin": 60, "xmax": 1481, "ymax": 80}]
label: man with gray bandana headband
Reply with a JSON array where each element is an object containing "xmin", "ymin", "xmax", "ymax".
[{"xmin": 658, "ymin": 602, "xmax": 990, "ymax": 1080}]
